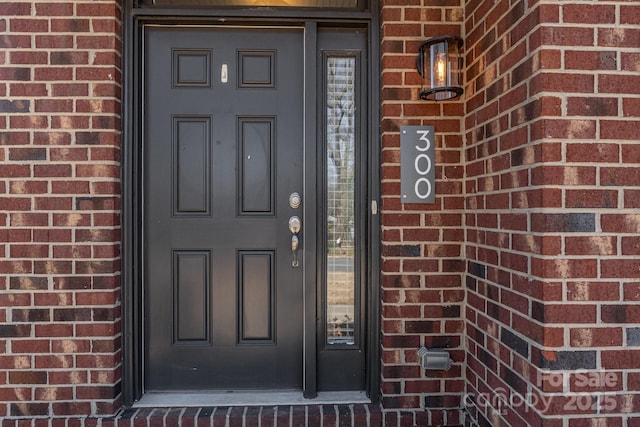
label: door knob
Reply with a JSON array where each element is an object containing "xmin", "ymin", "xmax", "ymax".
[{"xmin": 289, "ymin": 216, "xmax": 301, "ymax": 267}]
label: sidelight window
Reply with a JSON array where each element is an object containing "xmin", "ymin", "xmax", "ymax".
[{"xmin": 325, "ymin": 56, "xmax": 358, "ymax": 346}]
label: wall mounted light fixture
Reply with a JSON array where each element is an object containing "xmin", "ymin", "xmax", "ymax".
[
  {"xmin": 417, "ymin": 347, "xmax": 452, "ymax": 370},
  {"xmin": 416, "ymin": 35, "xmax": 464, "ymax": 101}
]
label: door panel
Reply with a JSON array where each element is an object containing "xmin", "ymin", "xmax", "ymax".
[
  {"xmin": 173, "ymin": 250, "xmax": 210, "ymax": 344},
  {"xmin": 173, "ymin": 117, "xmax": 211, "ymax": 215},
  {"xmin": 144, "ymin": 27, "xmax": 303, "ymax": 391}
]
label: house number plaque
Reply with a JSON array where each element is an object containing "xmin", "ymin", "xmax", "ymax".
[{"xmin": 400, "ymin": 125, "xmax": 436, "ymax": 204}]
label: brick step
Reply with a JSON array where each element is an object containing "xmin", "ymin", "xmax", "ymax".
[
  {"xmin": 0, "ymin": 407, "xmax": 463, "ymax": 427},
  {"xmin": 97, "ymin": 405, "xmax": 462, "ymax": 427},
  {"xmin": 112, "ymin": 405, "xmax": 378, "ymax": 426}
]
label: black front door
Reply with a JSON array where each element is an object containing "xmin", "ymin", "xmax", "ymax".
[{"xmin": 144, "ymin": 27, "xmax": 304, "ymax": 390}]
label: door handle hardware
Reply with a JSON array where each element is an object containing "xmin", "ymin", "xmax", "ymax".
[
  {"xmin": 289, "ymin": 216, "xmax": 301, "ymax": 267},
  {"xmin": 291, "ymin": 235, "xmax": 299, "ymax": 267}
]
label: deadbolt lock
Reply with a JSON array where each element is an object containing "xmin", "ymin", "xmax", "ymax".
[{"xmin": 289, "ymin": 192, "xmax": 301, "ymax": 209}]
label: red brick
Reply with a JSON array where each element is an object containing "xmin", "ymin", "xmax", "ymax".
[
  {"xmin": 531, "ymin": 258, "xmax": 598, "ymax": 279},
  {"xmin": 10, "ymin": 83, "xmax": 48, "ymax": 97},
  {"xmin": 33, "ymin": 229, "xmax": 72, "ymax": 243},
  {"xmin": 52, "ymin": 401, "xmax": 92, "ymax": 416},
  {"xmin": 51, "ymin": 83, "xmax": 89, "ymax": 97},
  {"xmin": 563, "ymin": 4, "xmax": 615, "ymax": 24},
  {"xmin": 35, "ymin": 2, "xmax": 74, "ymax": 16},
  {"xmin": 75, "ymin": 165, "xmax": 119, "ymax": 179},
  {"xmin": 538, "ymin": 303, "xmax": 597, "ymax": 324},
  {"xmin": 602, "ymin": 350, "xmax": 640, "ymax": 369},
  {"xmin": 93, "ymin": 52, "xmax": 122, "ymax": 68},
  {"xmin": 0, "ymin": 197, "xmax": 31, "ymax": 211},
  {"xmin": 10, "ymin": 115, "xmax": 48, "ymax": 129},
  {"xmin": 569, "ymin": 327, "xmax": 622, "ymax": 347},
  {"xmin": 10, "ymin": 51, "xmax": 48, "ymax": 65},
  {"xmin": 565, "ymin": 236, "xmax": 617, "ymax": 256},
  {"xmin": 601, "ymin": 120, "xmax": 640, "ymax": 140},
  {"xmin": 567, "ymin": 96, "xmax": 618, "ymax": 116},
  {"xmin": 10, "ymin": 245, "xmax": 49, "ymax": 258},
  {"xmin": 622, "ymin": 144, "xmax": 640, "ymax": 164},
  {"xmin": 382, "ymin": 305, "xmax": 421, "ymax": 319},
  {"xmin": 50, "ymin": 18, "xmax": 90, "ymax": 33},
  {"xmin": 601, "ymin": 305, "xmax": 640, "ymax": 323},
  {"xmin": 34, "ymin": 260, "xmax": 73, "ymax": 275},
  {"xmin": 35, "ymin": 35, "xmax": 74, "ymax": 49},
  {"xmin": 601, "ymin": 74, "xmax": 640, "ymax": 95},
  {"xmin": 50, "ymin": 147, "xmax": 88, "ymax": 161},
  {"xmin": 34, "ymin": 164, "xmax": 72, "ymax": 178},
  {"xmin": 35, "ymin": 99, "xmax": 74, "ymax": 113},
  {"xmin": 34, "ymin": 132, "xmax": 72, "ymax": 146},
  {"xmin": 9, "ymin": 371, "xmax": 48, "ymax": 385},
  {"xmin": 52, "ymin": 213, "xmax": 91, "ymax": 227},
  {"xmin": 34, "ymin": 197, "xmax": 73, "ymax": 211},
  {"xmin": 9, "ymin": 181, "xmax": 49, "ymax": 194},
  {"xmin": 92, "ymin": 83, "xmax": 120, "ymax": 97},
  {"xmin": 91, "ymin": 19, "xmax": 122, "ymax": 35},
  {"xmin": 11, "ymin": 339, "xmax": 51, "ymax": 353},
  {"xmin": 565, "ymin": 51, "xmax": 617, "ymax": 71},
  {"xmin": 629, "ymin": 372, "xmax": 640, "ymax": 391},
  {"xmin": 599, "ymin": 28, "xmax": 640, "ymax": 48},
  {"xmin": 51, "ymin": 115, "xmax": 90, "ymax": 129},
  {"xmin": 51, "ymin": 181, "xmax": 90, "ymax": 194},
  {"xmin": 0, "ymin": 292, "xmax": 31, "ymax": 306},
  {"xmin": 601, "ymin": 214, "xmax": 640, "ymax": 234},
  {"xmin": 53, "ymin": 245, "xmax": 91, "ymax": 259},
  {"xmin": 622, "ymin": 236, "xmax": 640, "ymax": 256},
  {"xmin": 92, "ymin": 213, "xmax": 120, "ymax": 227},
  {"xmin": 602, "ymin": 167, "xmax": 640, "ymax": 186},
  {"xmin": 34, "ymin": 324, "xmax": 74, "ymax": 338},
  {"xmin": 538, "ymin": 26, "xmax": 594, "ymax": 46},
  {"xmin": 35, "ymin": 387, "xmax": 74, "ymax": 402},
  {"xmin": 6, "ymin": 228, "xmax": 31, "ymax": 242},
  {"xmin": 623, "ymin": 95, "xmax": 640, "ymax": 117},
  {"xmin": 2, "ymin": 3, "xmax": 32, "ymax": 15},
  {"xmin": 48, "ymin": 370, "xmax": 87, "ymax": 385},
  {"xmin": 566, "ymin": 281, "xmax": 620, "ymax": 302},
  {"xmin": 34, "ymin": 67, "xmax": 75, "ymax": 81}
]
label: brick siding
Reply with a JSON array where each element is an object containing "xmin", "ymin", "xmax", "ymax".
[
  {"xmin": 463, "ymin": 1, "xmax": 640, "ymax": 426},
  {"xmin": 379, "ymin": 0, "xmax": 467, "ymax": 419},
  {"xmin": 0, "ymin": 0, "xmax": 123, "ymax": 419},
  {"xmin": 1, "ymin": 0, "xmax": 639, "ymax": 425}
]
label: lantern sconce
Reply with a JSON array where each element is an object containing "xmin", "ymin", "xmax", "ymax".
[{"xmin": 416, "ymin": 35, "xmax": 464, "ymax": 101}]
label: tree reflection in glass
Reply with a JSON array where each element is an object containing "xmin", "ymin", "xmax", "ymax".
[{"xmin": 326, "ymin": 57, "xmax": 356, "ymax": 345}]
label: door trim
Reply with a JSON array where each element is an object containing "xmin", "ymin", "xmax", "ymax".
[
  {"xmin": 121, "ymin": 3, "xmax": 380, "ymax": 406},
  {"xmin": 302, "ymin": 20, "xmax": 318, "ymax": 398}
]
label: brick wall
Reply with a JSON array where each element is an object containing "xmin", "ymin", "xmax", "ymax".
[
  {"xmin": 464, "ymin": 1, "xmax": 640, "ymax": 426},
  {"xmin": 0, "ymin": 0, "xmax": 123, "ymax": 419},
  {"xmin": 2, "ymin": 0, "xmax": 638, "ymax": 425},
  {"xmin": 380, "ymin": 0, "xmax": 466, "ymax": 423}
]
